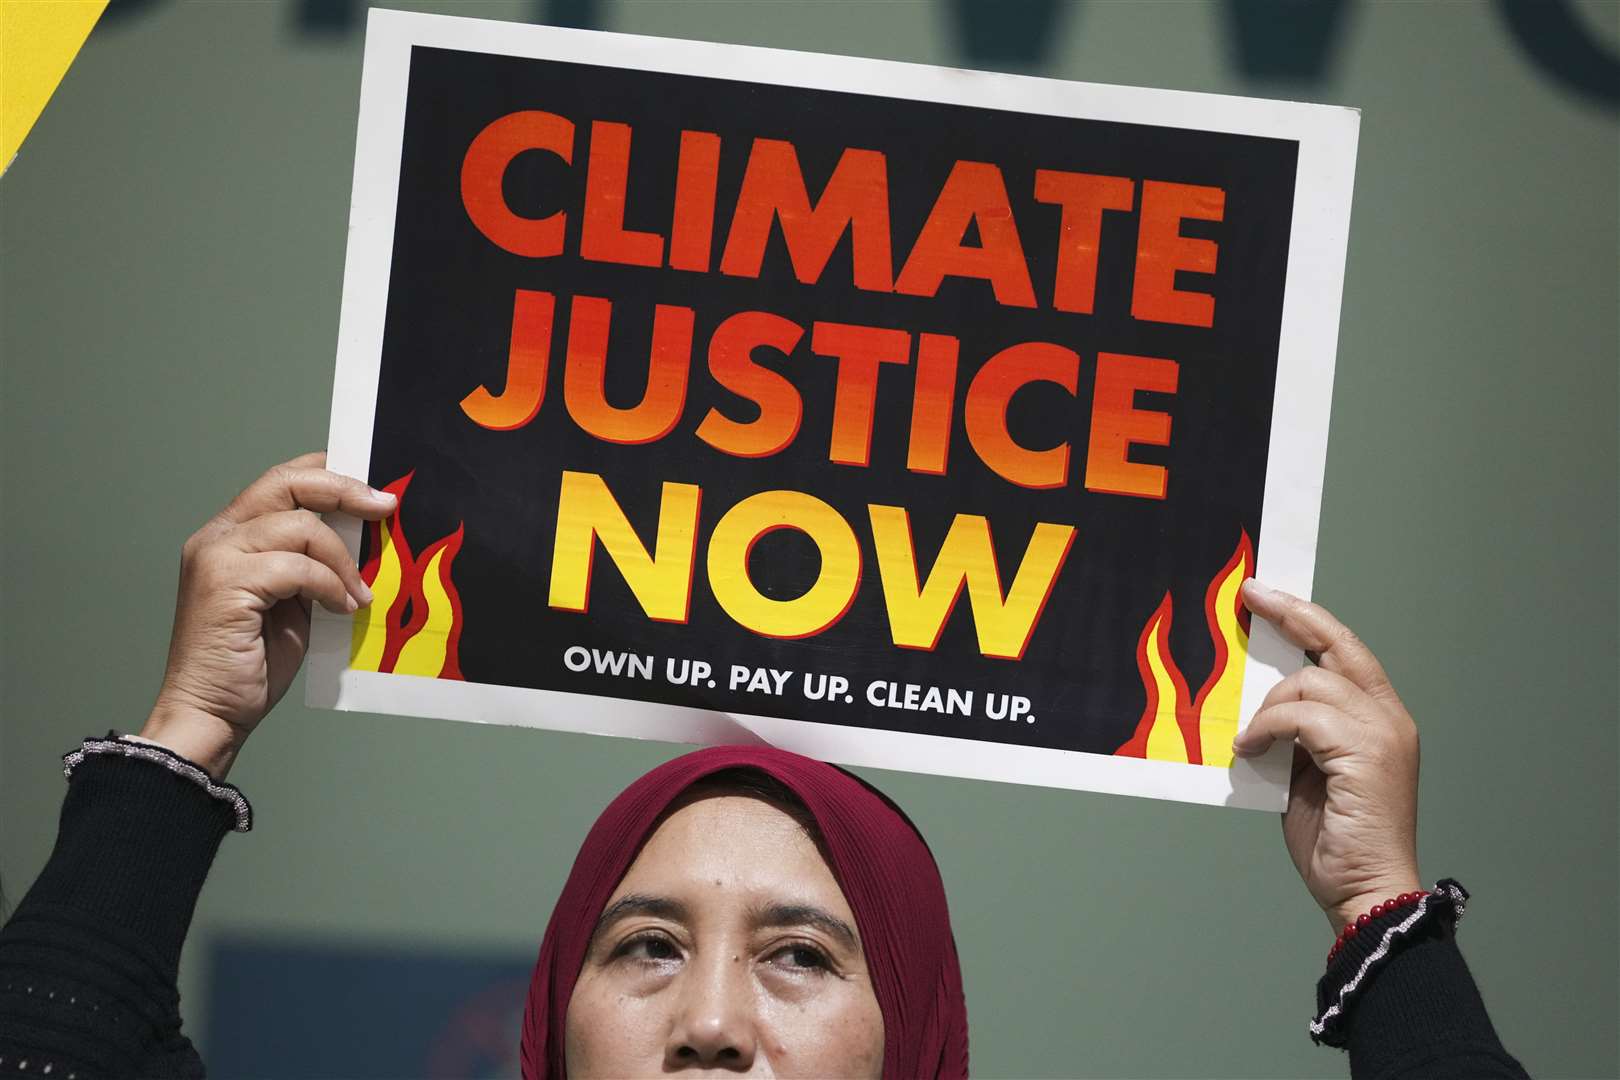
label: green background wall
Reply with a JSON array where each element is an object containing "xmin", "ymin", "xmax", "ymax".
[{"xmin": 3, "ymin": 2, "xmax": 1615, "ymax": 1076}]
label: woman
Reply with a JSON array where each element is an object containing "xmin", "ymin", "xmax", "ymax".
[{"xmin": 0, "ymin": 456, "xmax": 1525, "ymax": 1078}]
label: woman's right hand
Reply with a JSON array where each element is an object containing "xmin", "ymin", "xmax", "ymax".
[{"xmin": 140, "ymin": 452, "xmax": 397, "ymax": 778}]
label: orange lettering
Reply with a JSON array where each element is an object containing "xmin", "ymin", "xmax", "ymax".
[
  {"xmin": 963, "ymin": 342, "xmax": 1078, "ymax": 489},
  {"xmin": 896, "ymin": 161, "xmax": 1035, "ymax": 308},
  {"xmin": 1085, "ymin": 351, "xmax": 1178, "ymax": 498},
  {"xmin": 1033, "ymin": 170, "xmax": 1134, "ymax": 314},
  {"xmin": 670, "ymin": 130, "xmax": 721, "ymax": 272},
  {"xmin": 460, "ymin": 111, "xmax": 574, "ymax": 258},
  {"xmin": 1132, "ymin": 180, "xmax": 1224, "ymax": 327},
  {"xmin": 720, "ymin": 140, "xmax": 893, "ymax": 291},
  {"xmin": 907, "ymin": 333, "xmax": 959, "ymax": 475},
  {"xmin": 562, "ymin": 296, "xmax": 693, "ymax": 445},
  {"xmin": 461, "ymin": 289, "xmax": 555, "ymax": 431},
  {"xmin": 696, "ymin": 311, "xmax": 805, "ymax": 459},
  {"xmin": 811, "ymin": 321, "xmax": 911, "ymax": 467},
  {"xmin": 580, "ymin": 121, "xmax": 664, "ymax": 268}
]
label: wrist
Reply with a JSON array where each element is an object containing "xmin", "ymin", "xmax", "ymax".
[
  {"xmin": 142, "ymin": 701, "xmax": 243, "ymax": 779},
  {"xmin": 1327, "ymin": 877, "xmax": 1424, "ymax": 934}
]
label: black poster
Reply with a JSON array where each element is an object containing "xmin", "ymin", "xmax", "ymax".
[{"xmin": 311, "ymin": 11, "xmax": 1357, "ymax": 809}]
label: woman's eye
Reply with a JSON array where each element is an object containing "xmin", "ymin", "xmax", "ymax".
[
  {"xmin": 642, "ymin": 938, "xmax": 678, "ymax": 960},
  {"xmin": 770, "ymin": 944, "xmax": 831, "ymax": 973},
  {"xmin": 618, "ymin": 934, "xmax": 680, "ymax": 964}
]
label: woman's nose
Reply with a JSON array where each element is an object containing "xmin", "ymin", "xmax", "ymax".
[{"xmin": 664, "ymin": 955, "xmax": 759, "ymax": 1070}]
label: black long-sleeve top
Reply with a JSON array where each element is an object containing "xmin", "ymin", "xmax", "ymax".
[{"xmin": 0, "ymin": 749, "xmax": 1529, "ymax": 1078}]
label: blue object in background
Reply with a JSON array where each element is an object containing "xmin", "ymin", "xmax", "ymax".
[{"xmin": 206, "ymin": 937, "xmax": 532, "ymax": 1077}]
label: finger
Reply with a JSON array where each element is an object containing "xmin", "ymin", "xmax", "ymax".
[
  {"xmin": 1257, "ymin": 663, "xmax": 1368, "ymax": 716},
  {"xmin": 1240, "ymin": 579, "xmax": 1394, "ymax": 697},
  {"xmin": 226, "ymin": 509, "xmax": 372, "ymax": 607},
  {"xmin": 1232, "ymin": 699, "xmax": 1360, "ymax": 767},
  {"xmin": 241, "ymin": 551, "xmax": 356, "ymax": 614},
  {"xmin": 220, "ymin": 463, "xmax": 396, "ymax": 525},
  {"xmin": 1289, "ymin": 742, "xmax": 1314, "ymax": 785},
  {"xmin": 264, "ymin": 597, "xmax": 314, "ymax": 670}
]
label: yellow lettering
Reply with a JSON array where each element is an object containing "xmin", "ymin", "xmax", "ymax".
[
  {"xmin": 869, "ymin": 506, "xmax": 1074, "ymax": 659},
  {"xmin": 707, "ymin": 490, "xmax": 861, "ymax": 639},
  {"xmin": 548, "ymin": 470, "xmax": 700, "ymax": 622}
]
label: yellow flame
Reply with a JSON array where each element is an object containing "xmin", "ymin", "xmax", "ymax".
[
  {"xmin": 1198, "ymin": 546, "xmax": 1251, "ymax": 767},
  {"xmin": 350, "ymin": 521, "xmax": 402, "ymax": 672},
  {"xmin": 1142, "ymin": 612, "xmax": 1186, "ymax": 762},
  {"xmin": 1125, "ymin": 537, "xmax": 1252, "ymax": 767},
  {"xmin": 394, "ymin": 546, "xmax": 455, "ymax": 677}
]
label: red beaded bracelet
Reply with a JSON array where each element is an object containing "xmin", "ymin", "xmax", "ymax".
[{"xmin": 1326, "ymin": 889, "xmax": 1429, "ymax": 965}]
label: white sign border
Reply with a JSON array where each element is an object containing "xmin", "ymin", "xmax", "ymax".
[{"xmin": 308, "ymin": 7, "xmax": 1360, "ymax": 812}]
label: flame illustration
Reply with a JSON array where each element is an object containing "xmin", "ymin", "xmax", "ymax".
[
  {"xmin": 349, "ymin": 471, "xmax": 466, "ymax": 679},
  {"xmin": 1114, "ymin": 532, "xmax": 1253, "ymax": 767}
]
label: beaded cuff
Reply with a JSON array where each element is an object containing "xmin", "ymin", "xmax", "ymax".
[
  {"xmin": 62, "ymin": 734, "xmax": 253, "ymax": 832},
  {"xmin": 1309, "ymin": 879, "xmax": 1468, "ymax": 1045}
]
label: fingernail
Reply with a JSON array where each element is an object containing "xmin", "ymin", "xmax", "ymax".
[
  {"xmin": 1241, "ymin": 578, "xmax": 1281, "ymax": 604},
  {"xmin": 1231, "ymin": 737, "xmax": 1259, "ymax": 757},
  {"xmin": 344, "ymin": 594, "xmax": 358, "ymax": 613},
  {"xmin": 368, "ymin": 487, "xmax": 397, "ymax": 506},
  {"xmin": 354, "ymin": 582, "xmax": 373, "ymax": 607}
]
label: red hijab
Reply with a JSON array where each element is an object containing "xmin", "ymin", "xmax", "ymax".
[{"xmin": 518, "ymin": 745, "xmax": 969, "ymax": 1078}]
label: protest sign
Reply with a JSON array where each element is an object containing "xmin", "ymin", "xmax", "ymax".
[{"xmin": 307, "ymin": 9, "xmax": 1358, "ymax": 809}]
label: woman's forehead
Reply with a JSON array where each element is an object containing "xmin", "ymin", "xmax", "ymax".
[{"xmin": 609, "ymin": 793, "xmax": 853, "ymax": 917}]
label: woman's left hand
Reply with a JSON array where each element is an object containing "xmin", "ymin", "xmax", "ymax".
[{"xmin": 1233, "ymin": 580, "xmax": 1423, "ymax": 933}]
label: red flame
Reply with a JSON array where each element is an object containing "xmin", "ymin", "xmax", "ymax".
[
  {"xmin": 1115, "ymin": 531, "xmax": 1254, "ymax": 765},
  {"xmin": 352, "ymin": 471, "xmax": 466, "ymax": 680}
]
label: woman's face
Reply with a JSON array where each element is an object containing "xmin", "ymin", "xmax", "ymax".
[{"xmin": 563, "ymin": 792, "xmax": 885, "ymax": 1077}]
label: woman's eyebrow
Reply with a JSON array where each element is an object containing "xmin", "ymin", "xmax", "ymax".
[
  {"xmin": 594, "ymin": 893, "xmax": 688, "ymax": 936},
  {"xmin": 750, "ymin": 902, "xmax": 859, "ymax": 950}
]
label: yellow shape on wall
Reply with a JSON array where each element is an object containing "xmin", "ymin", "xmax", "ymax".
[{"xmin": 2, "ymin": 0, "xmax": 109, "ymax": 172}]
